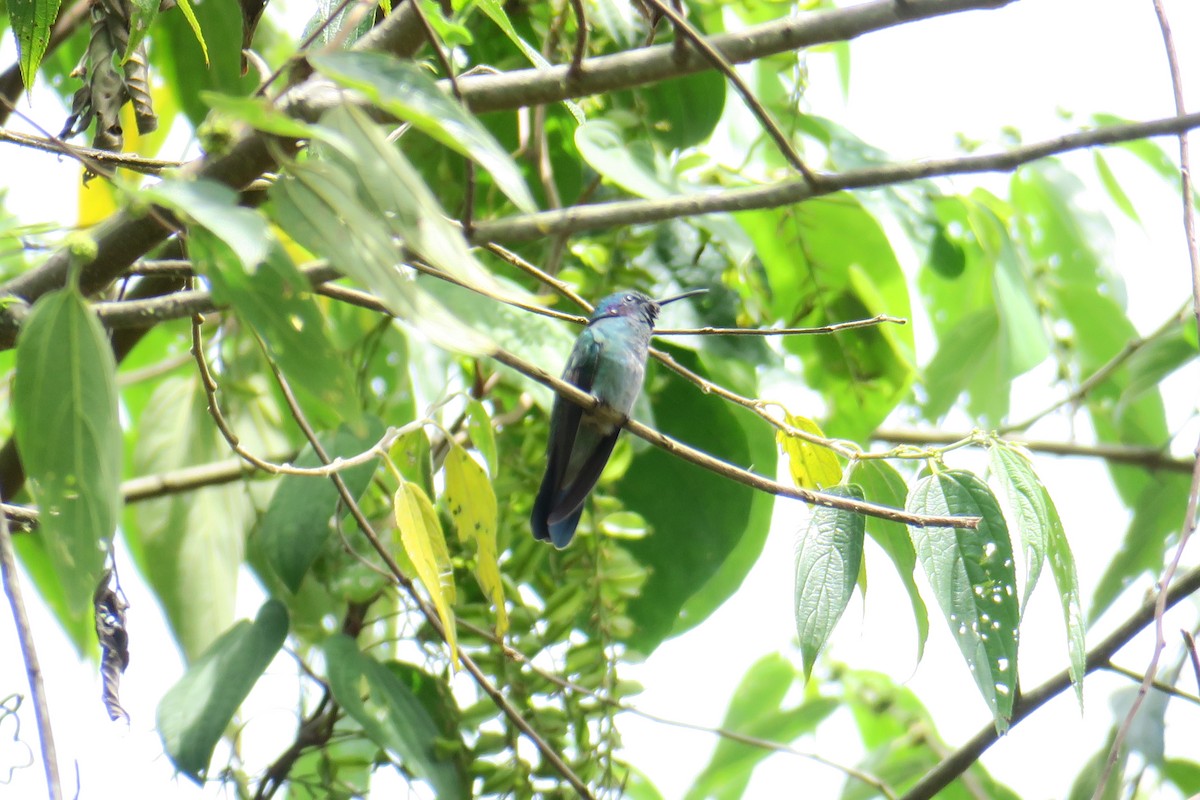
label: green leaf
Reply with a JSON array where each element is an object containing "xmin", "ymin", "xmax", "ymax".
[
  {"xmin": 422, "ymin": 275, "xmax": 576, "ymax": 409},
  {"xmin": 192, "ymin": 232, "xmax": 360, "ymax": 424},
  {"xmin": 1164, "ymin": 758, "xmax": 1200, "ymax": 796},
  {"xmin": 1117, "ymin": 315, "xmax": 1198, "ymax": 413},
  {"xmin": 737, "ymin": 196, "xmax": 916, "ymax": 439},
  {"xmin": 1090, "ymin": 473, "xmax": 1190, "ymax": 622},
  {"xmin": 641, "ymin": 69, "xmax": 727, "ymax": 150},
  {"xmin": 158, "ymin": 0, "xmax": 250, "ymax": 126},
  {"xmin": 146, "ymin": 178, "xmax": 270, "ymax": 270},
  {"xmin": 464, "ymin": 398, "xmax": 497, "ymax": 476},
  {"xmin": 685, "ymin": 654, "xmax": 838, "ymax": 800},
  {"xmin": 922, "ymin": 309, "xmax": 1001, "ymax": 421},
  {"xmin": 14, "ymin": 287, "xmax": 121, "ymax": 620},
  {"xmin": 258, "ymin": 419, "xmax": 384, "ymax": 592},
  {"xmin": 619, "ymin": 345, "xmax": 775, "ymax": 653},
  {"xmin": 123, "ymin": 0, "xmax": 160, "ymax": 63},
  {"xmin": 201, "ymin": 92, "xmax": 324, "ymax": 139},
  {"xmin": 576, "ymin": 120, "xmax": 676, "ymax": 199},
  {"xmin": 853, "ymin": 460, "xmax": 928, "ymax": 663},
  {"xmin": 129, "ymin": 373, "xmax": 284, "ymax": 659},
  {"xmin": 173, "ymin": 0, "xmax": 209, "ymax": 65},
  {"xmin": 157, "ymin": 600, "xmax": 288, "ymax": 783},
  {"xmin": 324, "ymin": 635, "xmax": 468, "ymax": 799},
  {"xmin": 1092, "ymin": 150, "xmax": 1140, "ymax": 223},
  {"xmin": 989, "ymin": 443, "xmax": 1085, "ymax": 706},
  {"xmin": 9, "ymin": 0, "xmax": 62, "ymax": 90},
  {"xmin": 311, "ymin": 52, "xmax": 536, "ymax": 213},
  {"xmin": 795, "ymin": 485, "xmax": 865, "ymax": 681},
  {"xmin": 907, "ymin": 470, "xmax": 1019, "ymax": 731}
]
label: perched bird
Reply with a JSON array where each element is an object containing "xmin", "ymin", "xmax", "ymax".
[{"xmin": 531, "ymin": 288, "xmax": 706, "ymax": 548}]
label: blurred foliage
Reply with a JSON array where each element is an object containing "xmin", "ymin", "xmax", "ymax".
[{"xmin": 1, "ymin": 0, "xmax": 1197, "ymax": 798}]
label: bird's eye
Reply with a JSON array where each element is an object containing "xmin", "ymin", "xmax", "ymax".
[{"xmin": 624, "ymin": 295, "xmax": 634, "ymax": 302}]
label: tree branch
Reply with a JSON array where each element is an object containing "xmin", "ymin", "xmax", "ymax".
[
  {"xmin": 901, "ymin": 561, "xmax": 1200, "ymax": 800},
  {"xmin": 469, "ymin": 110, "xmax": 1200, "ymax": 244},
  {"xmin": 447, "ymin": 0, "xmax": 1017, "ymax": 115}
]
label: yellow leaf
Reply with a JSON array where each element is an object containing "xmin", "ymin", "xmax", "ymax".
[
  {"xmin": 394, "ymin": 480, "xmax": 458, "ymax": 668},
  {"xmin": 444, "ymin": 444, "xmax": 508, "ymax": 635},
  {"xmin": 777, "ymin": 413, "xmax": 842, "ymax": 490}
]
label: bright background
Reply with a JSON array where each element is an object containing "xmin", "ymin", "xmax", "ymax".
[{"xmin": 2, "ymin": 1, "xmax": 1199, "ymax": 798}]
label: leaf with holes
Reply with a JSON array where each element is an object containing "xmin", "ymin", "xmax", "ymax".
[
  {"xmin": 907, "ymin": 470, "xmax": 1018, "ymax": 732},
  {"xmin": 443, "ymin": 443, "xmax": 507, "ymax": 635},
  {"xmin": 9, "ymin": 0, "xmax": 62, "ymax": 90},
  {"xmin": 14, "ymin": 286, "xmax": 121, "ymax": 620},
  {"xmin": 989, "ymin": 442, "xmax": 1085, "ymax": 707}
]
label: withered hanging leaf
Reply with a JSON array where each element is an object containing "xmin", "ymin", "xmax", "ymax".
[
  {"xmin": 93, "ymin": 569, "xmax": 130, "ymax": 723},
  {"xmin": 60, "ymin": 0, "xmax": 158, "ymax": 153}
]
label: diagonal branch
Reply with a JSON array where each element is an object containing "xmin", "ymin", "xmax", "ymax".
[
  {"xmin": 468, "ymin": 110, "xmax": 1200, "ymax": 244},
  {"xmin": 872, "ymin": 428, "xmax": 1195, "ymax": 474},
  {"xmin": 901, "ymin": 561, "xmax": 1200, "ymax": 800},
  {"xmin": 489, "ymin": 347, "xmax": 977, "ymax": 528}
]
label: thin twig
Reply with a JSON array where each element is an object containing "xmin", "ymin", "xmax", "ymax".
[
  {"xmin": 298, "ymin": 276, "xmax": 969, "ymax": 526},
  {"xmin": 1095, "ymin": 5, "xmax": 1200, "ymax": 797},
  {"xmin": 1003, "ymin": 305, "xmax": 1189, "ymax": 434},
  {"xmin": 0, "ymin": 508, "xmax": 61, "ymax": 799},
  {"xmin": 1101, "ymin": 661, "xmax": 1200, "ymax": 707},
  {"xmin": 0, "ymin": 129, "xmax": 182, "ymax": 174},
  {"xmin": 567, "ymin": 0, "xmax": 588, "ymax": 79},
  {"xmin": 872, "ymin": 428, "xmax": 1194, "ymax": 474},
  {"xmin": 1184, "ymin": 630, "xmax": 1200, "ymax": 694},
  {"xmin": 655, "ymin": 314, "xmax": 908, "ymax": 336},
  {"xmin": 637, "ymin": 0, "xmax": 818, "ymax": 184},
  {"xmin": 188, "ymin": 315, "xmax": 420, "ymax": 477}
]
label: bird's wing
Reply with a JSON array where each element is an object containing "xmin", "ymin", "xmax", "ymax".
[
  {"xmin": 532, "ymin": 333, "xmax": 601, "ymax": 543},
  {"xmin": 546, "ymin": 332, "xmax": 601, "ymax": 477},
  {"xmin": 545, "ymin": 428, "xmax": 619, "ymax": 526}
]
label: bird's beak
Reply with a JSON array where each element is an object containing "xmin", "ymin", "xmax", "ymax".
[{"xmin": 656, "ymin": 288, "xmax": 707, "ymax": 306}]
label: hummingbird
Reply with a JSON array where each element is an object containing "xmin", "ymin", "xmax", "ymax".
[{"xmin": 531, "ymin": 288, "xmax": 706, "ymax": 548}]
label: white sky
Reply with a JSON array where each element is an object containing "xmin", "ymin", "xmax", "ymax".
[{"xmin": 2, "ymin": 1, "xmax": 1200, "ymax": 799}]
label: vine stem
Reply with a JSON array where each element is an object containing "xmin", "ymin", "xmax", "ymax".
[{"xmin": 0, "ymin": 507, "xmax": 61, "ymax": 800}]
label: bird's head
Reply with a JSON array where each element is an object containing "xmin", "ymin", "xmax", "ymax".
[{"xmin": 588, "ymin": 288, "xmax": 706, "ymax": 328}]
